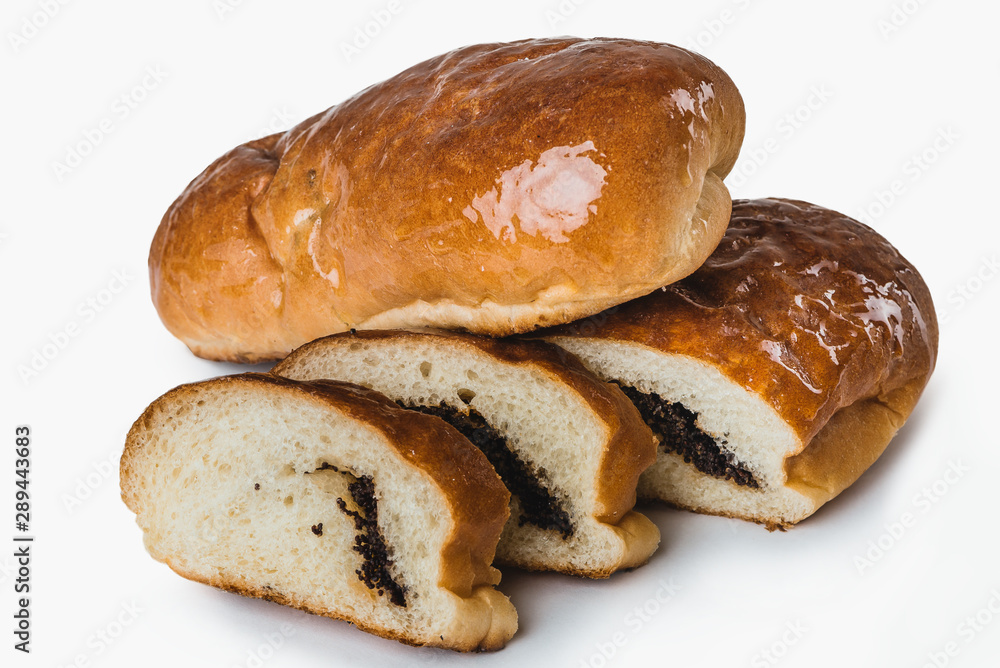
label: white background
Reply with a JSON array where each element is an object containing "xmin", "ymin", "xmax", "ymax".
[{"xmin": 3, "ymin": 1, "xmax": 999, "ymax": 667}]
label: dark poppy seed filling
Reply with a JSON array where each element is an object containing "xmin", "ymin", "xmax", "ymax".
[
  {"xmin": 401, "ymin": 402, "xmax": 575, "ymax": 539},
  {"xmin": 308, "ymin": 463, "xmax": 406, "ymax": 606},
  {"xmin": 615, "ymin": 384, "xmax": 760, "ymax": 489}
]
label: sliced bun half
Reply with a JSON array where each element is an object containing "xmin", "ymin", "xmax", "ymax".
[
  {"xmin": 120, "ymin": 373, "xmax": 516, "ymax": 650},
  {"xmin": 539, "ymin": 198, "xmax": 938, "ymax": 529}
]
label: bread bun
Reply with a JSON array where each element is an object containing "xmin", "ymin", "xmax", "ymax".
[
  {"xmin": 273, "ymin": 329, "xmax": 660, "ymax": 578},
  {"xmin": 120, "ymin": 373, "xmax": 516, "ymax": 650},
  {"xmin": 539, "ymin": 198, "xmax": 938, "ymax": 528},
  {"xmin": 150, "ymin": 37, "xmax": 745, "ymax": 362}
]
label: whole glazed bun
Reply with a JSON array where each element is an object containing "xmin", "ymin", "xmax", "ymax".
[
  {"xmin": 540, "ymin": 198, "xmax": 938, "ymax": 527},
  {"xmin": 150, "ymin": 37, "xmax": 746, "ymax": 362}
]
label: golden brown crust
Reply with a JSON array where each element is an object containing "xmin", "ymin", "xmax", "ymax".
[
  {"xmin": 557, "ymin": 511, "xmax": 661, "ymax": 578},
  {"xmin": 284, "ymin": 374, "xmax": 511, "ymax": 596},
  {"xmin": 149, "ymin": 38, "xmax": 745, "ymax": 362},
  {"xmin": 275, "ymin": 328, "xmax": 657, "ymax": 533},
  {"xmin": 782, "ymin": 378, "xmax": 922, "ymax": 515},
  {"xmin": 167, "ymin": 562, "xmax": 511, "ymax": 651},
  {"xmin": 541, "ymin": 198, "xmax": 938, "ymax": 505},
  {"xmin": 120, "ymin": 373, "xmax": 512, "ymax": 650},
  {"xmin": 497, "ymin": 511, "xmax": 658, "ymax": 577},
  {"xmin": 148, "ymin": 135, "xmax": 288, "ymax": 363}
]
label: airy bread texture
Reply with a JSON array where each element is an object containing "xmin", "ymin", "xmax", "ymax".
[
  {"xmin": 120, "ymin": 373, "xmax": 516, "ymax": 651},
  {"xmin": 540, "ymin": 199, "xmax": 938, "ymax": 529},
  {"xmin": 150, "ymin": 37, "xmax": 745, "ymax": 362},
  {"xmin": 273, "ymin": 330, "xmax": 660, "ymax": 577}
]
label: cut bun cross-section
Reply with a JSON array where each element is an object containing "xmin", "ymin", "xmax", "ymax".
[
  {"xmin": 273, "ymin": 330, "xmax": 660, "ymax": 578},
  {"xmin": 539, "ymin": 198, "xmax": 938, "ymax": 529},
  {"xmin": 120, "ymin": 373, "xmax": 516, "ymax": 651}
]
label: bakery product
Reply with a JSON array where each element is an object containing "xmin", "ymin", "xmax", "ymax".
[
  {"xmin": 120, "ymin": 373, "xmax": 516, "ymax": 651},
  {"xmin": 538, "ymin": 198, "xmax": 938, "ymax": 529},
  {"xmin": 150, "ymin": 37, "xmax": 746, "ymax": 362},
  {"xmin": 272, "ymin": 329, "xmax": 660, "ymax": 577}
]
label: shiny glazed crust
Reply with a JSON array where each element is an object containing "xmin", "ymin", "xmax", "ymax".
[
  {"xmin": 540, "ymin": 198, "xmax": 939, "ymax": 524},
  {"xmin": 120, "ymin": 373, "xmax": 515, "ymax": 651},
  {"xmin": 149, "ymin": 37, "xmax": 745, "ymax": 362},
  {"xmin": 273, "ymin": 329, "xmax": 660, "ymax": 575}
]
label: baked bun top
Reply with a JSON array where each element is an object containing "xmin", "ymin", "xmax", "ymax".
[
  {"xmin": 543, "ymin": 198, "xmax": 938, "ymax": 445},
  {"xmin": 150, "ymin": 37, "xmax": 745, "ymax": 361}
]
